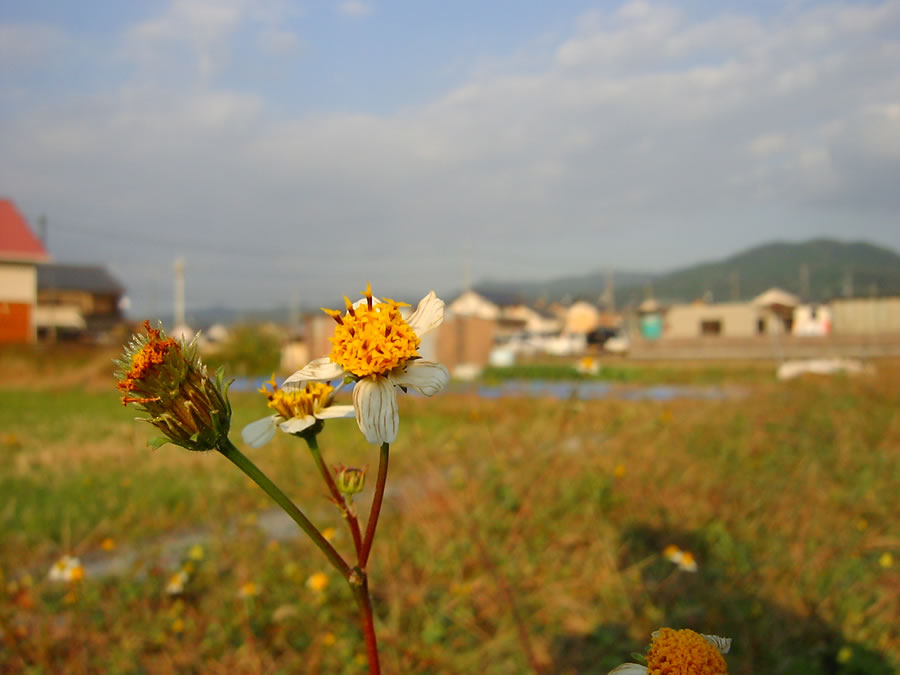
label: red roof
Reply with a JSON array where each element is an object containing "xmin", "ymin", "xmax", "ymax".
[{"xmin": 0, "ymin": 199, "xmax": 50, "ymax": 263}]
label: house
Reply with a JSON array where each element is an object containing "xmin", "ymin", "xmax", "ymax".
[
  {"xmin": 36, "ymin": 263, "xmax": 126, "ymax": 341},
  {"xmin": 830, "ymin": 296, "xmax": 900, "ymax": 335},
  {"xmin": 662, "ymin": 288, "xmax": 799, "ymax": 339},
  {"xmin": 0, "ymin": 200, "xmax": 51, "ymax": 343}
]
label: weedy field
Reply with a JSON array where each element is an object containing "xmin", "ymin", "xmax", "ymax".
[{"xmin": 1, "ymin": 348, "xmax": 897, "ymax": 674}]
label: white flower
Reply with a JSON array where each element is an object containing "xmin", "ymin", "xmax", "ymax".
[
  {"xmin": 283, "ymin": 286, "xmax": 450, "ymax": 444},
  {"xmin": 608, "ymin": 628, "xmax": 731, "ymax": 674},
  {"xmin": 165, "ymin": 569, "xmax": 189, "ymax": 595},
  {"xmin": 241, "ymin": 378, "xmax": 355, "ymax": 448},
  {"xmin": 48, "ymin": 555, "xmax": 84, "ymax": 583}
]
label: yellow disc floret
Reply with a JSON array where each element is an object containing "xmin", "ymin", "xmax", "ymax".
[
  {"xmin": 259, "ymin": 376, "xmax": 334, "ymax": 419},
  {"xmin": 323, "ymin": 284, "xmax": 420, "ymax": 378},
  {"xmin": 647, "ymin": 628, "xmax": 728, "ymax": 675}
]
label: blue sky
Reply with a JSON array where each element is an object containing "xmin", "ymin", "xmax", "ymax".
[{"xmin": 1, "ymin": 0, "xmax": 899, "ymax": 317}]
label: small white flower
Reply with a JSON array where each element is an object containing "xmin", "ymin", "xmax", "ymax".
[
  {"xmin": 241, "ymin": 378, "xmax": 355, "ymax": 448},
  {"xmin": 283, "ymin": 286, "xmax": 449, "ymax": 444},
  {"xmin": 165, "ymin": 569, "xmax": 189, "ymax": 595},
  {"xmin": 48, "ymin": 555, "xmax": 84, "ymax": 583}
]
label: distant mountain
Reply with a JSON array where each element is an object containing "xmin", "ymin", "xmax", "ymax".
[
  {"xmin": 472, "ymin": 270, "xmax": 656, "ymax": 305},
  {"xmin": 469, "ymin": 238, "xmax": 900, "ymax": 307},
  {"xmin": 645, "ymin": 239, "xmax": 900, "ymax": 304}
]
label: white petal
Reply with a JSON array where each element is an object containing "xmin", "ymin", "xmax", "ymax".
[
  {"xmin": 279, "ymin": 415, "xmax": 316, "ymax": 434},
  {"xmin": 282, "ymin": 358, "xmax": 345, "ymax": 387},
  {"xmin": 405, "ymin": 290, "xmax": 444, "ymax": 337},
  {"xmin": 391, "ymin": 360, "xmax": 450, "ymax": 397},
  {"xmin": 702, "ymin": 634, "xmax": 732, "ymax": 654},
  {"xmin": 316, "ymin": 404, "xmax": 356, "ymax": 420},
  {"xmin": 353, "ymin": 376, "xmax": 399, "ymax": 444},
  {"xmin": 608, "ymin": 665, "xmax": 647, "ymax": 674},
  {"xmin": 241, "ymin": 416, "xmax": 279, "ymax": 448}
]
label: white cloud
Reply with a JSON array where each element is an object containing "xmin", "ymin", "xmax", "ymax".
[{"xmin": 338, "ymin": 1, "xmax": 373, "ymax": 19}]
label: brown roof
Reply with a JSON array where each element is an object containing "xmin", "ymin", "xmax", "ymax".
[{"xmin": 0, "ymin": 200, "xmax": 50, "ymax": 263}]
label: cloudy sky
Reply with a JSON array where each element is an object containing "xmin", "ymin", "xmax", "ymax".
[{"xmin": 2, "ymin": 0, "xmax": 899, "ymax": 317}]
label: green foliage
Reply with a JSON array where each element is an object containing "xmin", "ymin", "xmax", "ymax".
[
  {"xmin": 204, "ymin": 323, "xmax": 281, "ymax": 376},
  {"xmin": 1, "ymin": 364, "xmax": 898, "ymax": 672}
]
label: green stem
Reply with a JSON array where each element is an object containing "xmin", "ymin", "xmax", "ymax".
[
  {"xmin": 360, "ymin": 442, "xmax": 389, "ymax": 568},
  {"xmin": 216, "ymin": 437, "xmax": 351, "ymax": 580},
  {"xmin": 305, "ymin": 435, "xmax": 364, "ymax": 559}
]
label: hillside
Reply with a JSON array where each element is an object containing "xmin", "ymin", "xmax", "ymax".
[
  {"xmin": 472, "ymin": 238, "xmax": 900, "ymax": 307},
  {"xmin": 644, "ymin": 239, "xmax": 900, "ymax": 304}
]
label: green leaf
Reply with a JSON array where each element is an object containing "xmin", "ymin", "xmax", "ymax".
[{"xmin": 147, "ymin": 436, "xmax": 169, "ymax": 450}]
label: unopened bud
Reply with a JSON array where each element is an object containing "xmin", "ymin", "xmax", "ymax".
[
  {"xmin": 115, "ymin": 321, "xmax": 232, "ymax": 452},
  {"xmin": 334, "ymin": 465, "xmax": 366, "ymax": 497}
]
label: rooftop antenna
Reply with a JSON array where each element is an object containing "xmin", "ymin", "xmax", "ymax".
[{"xmin": 174, "ymin": 257, "xmax": 186, "ymax": 328}]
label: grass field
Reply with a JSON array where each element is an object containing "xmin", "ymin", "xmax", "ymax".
[{"xmin": 1, "ymin": 348, "xmax": 898, "ymax": 673}]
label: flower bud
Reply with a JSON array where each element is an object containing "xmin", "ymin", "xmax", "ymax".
[
  {"xmin": 115, "ymin": 321, "xmax": 232, "ymax": 452},
  {"xmin": 334, "ymin": 465, "xmax": 366, "ymax": 497}
]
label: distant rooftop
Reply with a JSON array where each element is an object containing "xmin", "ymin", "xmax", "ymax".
[
  {"xmin": 38, "ymin": 263, "xmax": 125, "ymax": 294},
  {"xmin": 0, "ymin": 199, "xmax": 50, "ymax": 263}
]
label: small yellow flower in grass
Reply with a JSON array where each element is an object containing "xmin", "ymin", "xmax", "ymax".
[
  {"xmin": 576, "ymin": 356, "xmax": 599, "ymax": 376},
  {"xmin": 283, "ymin": 285, "xmax": 450, "ymax": 444},
  {"xmin": 306, "ymin": 572, "xmax": 329, "ymax": 593},
  {"xmin": 609, "ymin": 628, "xmax": 731, "ymax": 674},
  {"xmin": 115, "ymin": 321, "xmax": 232, "ymax": 452},
  {"xmin": 614, "ymin": 463, "xmax": 626, "ymax": 478},
  {"xmin": 241, "ymin": 377, "xmax": 355, "ymax": 448},
  {"xmin": 837, "ymin": 646, "xmax": 853, "ymax": 664},
  {"xmin": 100, "ymin": 537, "xmax": 116, "ymax": 551},
  {"xmin": 238, "ymin": 581, "xmax": 259, "ymax": 598},
  {"xmin": 879, "ymin": 552, "xmax": 894, "ymax": 568},
  {"xmin": 321, "ymin": 527, "xmax": 337, "ymax": 542},
  {"xmin": 166, "ymin": 569, "xmax": 189, "ymax": 596},
  {"xmin": 663, "ymin": 545, "xmax": 698, "ymax": 572},
  {"xmin": 321, "ymin": 631, "xmax": 337, "ymax": 646},
  {"xmin": 48, "ymin": 555, "xmax": 84, "ymax": 583},
  {"xmin": 171, "ymin": 618, "xmax": 186, "ymax": 633},
  {"xmin": 187, "ymin": 544, "xmax": 205, "ymax": 561}
]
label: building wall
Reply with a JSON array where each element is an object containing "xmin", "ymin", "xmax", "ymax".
[
  {"xmin": 436, "ymin": 316, "xmax": 497, "ymax": 372},
  {"xmin": 831, "ymin": 297, "xmax": 900, "ymax": 335},
  {"xmin": 0, "ymin": 263, "xmax": 37, "ymax": 343},
  {"xmin": 664, "ymin": 302, "xmax": 759, "ymax": 338}
]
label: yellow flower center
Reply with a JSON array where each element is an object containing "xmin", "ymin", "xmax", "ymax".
[
  {"xmin": 647, "ymin": 628, "xmax": 728, "ymax": 674},
  {"xmin": 323, "ymin": 284, "xmax": 420, "ymax": 378},
  {"xmin": 259, "ymin": 377, "xmax": 334, "ymax": 419}
]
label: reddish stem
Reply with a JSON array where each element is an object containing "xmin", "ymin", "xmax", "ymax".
[
  {"xmin": 360, "ymin": 442, "xmax": 390, "ymax": 567},
  {"xmin": 305, "ymin": 436, "xmax": 364, "ymax": 557}
]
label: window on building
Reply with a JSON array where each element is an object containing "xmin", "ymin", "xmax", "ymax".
[
  {"xmin": 757, "ymin": 318, "xmax": 766, "ymax": 334},
  {"xmin": 700, "ymin": 319, "xmax": 722, "ymax": 335}
]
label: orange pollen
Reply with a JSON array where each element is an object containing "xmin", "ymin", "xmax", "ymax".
[
  {"xmin": 323, "ymin": 289, "xmax": 420, "ymax": 378},
  {"xmin": 260, "ymin": 379, "xmax": 334, "ymax": 420},
  {"xmin": 646, "ymin": 628, "xmax": 728, "ymax": 675},
  {"xmin": 116, "ymin": 321, "xmax": 180, "ymax": 404}
]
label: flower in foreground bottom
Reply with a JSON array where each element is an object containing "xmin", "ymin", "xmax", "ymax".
[
  {"xmin": 241, "ymin": 377, "xmax": 355, "ymax": 447},
  {"xmin": 609, "ymin": 628, "xmax": 732, "ymax": 674},
  {"xmin": 283, "ymin": 285, "xmax": 450, "ymax": 444}
]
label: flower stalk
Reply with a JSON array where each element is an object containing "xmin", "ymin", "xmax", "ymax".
[{"xmin": 216, "ymin": 436, "xmax": 351, "ymax": 580}]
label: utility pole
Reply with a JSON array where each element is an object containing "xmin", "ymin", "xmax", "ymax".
[
  {"xmin": 605, "ymin": 268, "xmax": 616, "ymax": 312},
  {"xmin": 174, "ymin": 258, "xmax": 186, "ymax": 328},
  {"xmin": 730, "ymin": 271, "xmax": 740, "ymax": 301},
  {"xmin": 799, "ymin": 263, "xmax": 810, "ymax": 299}
]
